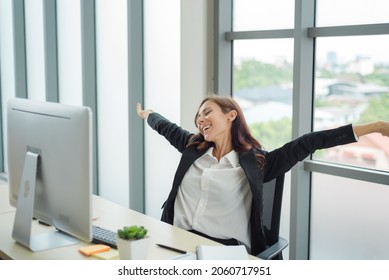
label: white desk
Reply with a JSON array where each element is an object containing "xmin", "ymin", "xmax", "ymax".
[{"xmin": 0, "ymin": 184, "xmax": 254, "ymax": 260}]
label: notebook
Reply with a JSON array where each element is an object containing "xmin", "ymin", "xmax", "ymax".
[{"xmin": 168, "ymin": 245, "xmax": 249, "ymax": 260}]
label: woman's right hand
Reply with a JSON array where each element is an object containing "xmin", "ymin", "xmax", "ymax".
[{"xmin": 136, "ymin": 103, "xmax": 153, "ymax": 119}]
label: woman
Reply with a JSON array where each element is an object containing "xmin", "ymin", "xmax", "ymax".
[{"xmin": 136, "ymin": 95, "xmax": 389, "ymax": 255}]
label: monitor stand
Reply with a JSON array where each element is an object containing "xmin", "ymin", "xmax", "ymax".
[{"xmin": 12, "ymin": 151, "xmax": 79, "ymax": 252}]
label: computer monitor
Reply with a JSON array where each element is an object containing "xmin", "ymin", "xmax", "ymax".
[{"xmin": 7, "ymin": 98, "xmax": 93, "ymax": 251}]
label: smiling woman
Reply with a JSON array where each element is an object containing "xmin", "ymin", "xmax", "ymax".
[
  {"xmin": 135, "ymin": 94, "xmax": 389, "ymax": 257},
  {"xmin": 192, "ymin": 96, "xmax": 257, "ymax": 161}
]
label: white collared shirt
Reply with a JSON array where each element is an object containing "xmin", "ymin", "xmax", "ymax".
[{"xmin": 174, "ymin": 147, "xmax": 252, "ymax": 251}]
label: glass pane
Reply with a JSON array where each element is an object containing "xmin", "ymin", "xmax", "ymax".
[
  {"xmin": 24, "ymin": 0, "xmax": 46, "ymax": 101},
  {"xmin": 233, "ymin": 0, "xmax": 294, "ymax": 31},
  {"xmin": 316, "ymin": 0, "xmax": 389, "ymax": 27},
  {"xmin": 233, "ymin": 39, "xmax": 293, "ymax": 258},
  {"xmin": 57, "ymin": 0, "xmax": 83, "ymax": 106},
  {"xmin": 233, "ymin": 39, "xmax": 293, "ymax": 151},
  {"xmin": 313, "ymin": 36, "xmax": 389, "ymax": 172},
  {"xmin": 310, "ymin": 173, "xmax": 389, "ymax": 259},
  {"xmin": 144, "ymin": 0, "xmax": 181, "ymax": 218},
  {"xmin": 96, "ymin": 0, "xmax": 129, "ymax": 206}
]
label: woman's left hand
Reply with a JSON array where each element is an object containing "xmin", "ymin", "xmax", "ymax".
[{"xmin": 136, "ymin": 103, "xmax": 153, "ymax": 120}]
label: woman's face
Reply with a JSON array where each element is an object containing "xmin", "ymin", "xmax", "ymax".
[{"xmin": 196, "ymin": 100, "xmax": 236, "ymax": 143}]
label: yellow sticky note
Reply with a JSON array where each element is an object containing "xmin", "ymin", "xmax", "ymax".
[{"xmin": 93, "ymin": 249, "xmax": 119, "ymax": 260}]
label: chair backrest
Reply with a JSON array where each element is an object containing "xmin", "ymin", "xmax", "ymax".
[{"xmin": 262, "ymin": 174, "xmax": 285, "ymax": 248}]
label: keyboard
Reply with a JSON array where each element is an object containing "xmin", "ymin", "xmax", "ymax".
[{"xmin": 92, "ymin": 225, "xmax": 117, "ymax": 249}]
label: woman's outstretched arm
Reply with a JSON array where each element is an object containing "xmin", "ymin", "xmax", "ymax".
[{"xmin": 353, "ymin": 121, "xmax": 389, "ymax": 138}]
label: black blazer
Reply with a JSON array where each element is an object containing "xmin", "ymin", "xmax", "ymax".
[{"xmin": 147, "ymin": 112, "xmax": 357, "ymax": 255}]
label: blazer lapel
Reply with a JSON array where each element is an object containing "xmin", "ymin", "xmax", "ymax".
[
  {"xmin": 168, "ymin": 146, "xmax": 207, "ymax": 201},
  {"xmin": 239, "ymin": 148, "xmax": 263, "ymax": 196}
]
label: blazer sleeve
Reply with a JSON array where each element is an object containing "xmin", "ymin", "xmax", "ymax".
[
  {"xmin": 147, "ymin": 112, "xmax": 194, "ymax": 153},
  {"xmin": 263, "ymin": 124, "xmax": 357, "ymax": 182}
]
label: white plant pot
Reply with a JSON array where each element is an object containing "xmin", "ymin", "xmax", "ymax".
[{"xmin": 116, "ymin": 236, "xmax": 151, "ymax": 260}]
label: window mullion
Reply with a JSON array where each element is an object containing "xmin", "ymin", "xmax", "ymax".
[
  {"xmin": 225, "ymin": 29, "xmax": 294, "ymax": 40},
  {"xmin": 308, "ymin": 23, "xmax": 389, "ymax": 37},
  {"xmin": 289, "ymin": 0, "xmax": 316, "ymax": 261},
  {"xmin": 214, "ymin": 0, "xmax": 233, "ymax": 96}
]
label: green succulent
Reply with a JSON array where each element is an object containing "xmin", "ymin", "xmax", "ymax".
[{"xmin": 117, "ymin": 225, "xmax": 148, "ymax": 240}]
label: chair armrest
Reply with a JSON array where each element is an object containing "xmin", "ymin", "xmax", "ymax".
[{"xmin": 256, "ymin": 237, "xmax": 288, "ymax": 260}]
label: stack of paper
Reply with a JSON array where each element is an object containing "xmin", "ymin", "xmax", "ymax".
[{"xmin": 196, "ymin": 245, "xmax": 249, "ymax": 260}]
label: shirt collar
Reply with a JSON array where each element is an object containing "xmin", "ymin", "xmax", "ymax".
[{"xmin": 206, "ymin": 147, "xmax": 240, "ymax": 168}]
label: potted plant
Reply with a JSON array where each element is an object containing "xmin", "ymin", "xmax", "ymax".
[{"xmin": 116, "ymin": 225, "xmax": 150, "ymax": 260}]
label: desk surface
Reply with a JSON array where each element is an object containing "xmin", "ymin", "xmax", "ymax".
[
  {"xmin": 0, "ymin": 181, "xmax": 14, "ymax": 214},
  {"xmin": 0, "ymin": 183, "xmax": 253, "ymax": 260}
]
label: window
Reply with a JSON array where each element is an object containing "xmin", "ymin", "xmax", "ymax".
[
  {"xmin": 308, "ymin": 0, "xmax": 389, "ymax": 259},
  {"xmin": 313, "ymin": 35, "xmax": 389, "ymax": 172},
  {"xmin": 0, "ymin": 0, "xmax": 144, "ymax": 211},
  {"xmin": 221, "ymin": 0, "xmax": 389, "ymax": 260}
]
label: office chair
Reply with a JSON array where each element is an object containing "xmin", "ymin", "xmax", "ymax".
[{"xmin": 256, "ymin": 174, "xmax": 288, "ymax": 260}]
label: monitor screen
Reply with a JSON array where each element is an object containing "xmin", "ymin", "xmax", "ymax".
[{"xmin": 7, "ymin": 98, "xmax": 93, "ymax": 251}]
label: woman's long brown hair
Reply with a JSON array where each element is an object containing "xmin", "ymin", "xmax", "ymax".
[{"xmin": 188, "ymin": 95, "xmax": 266, "ymax": 170}]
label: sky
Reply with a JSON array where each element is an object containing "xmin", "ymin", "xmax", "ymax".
[{"xmin": 233, "ymin": 0, "xmax": 389, "ymax": 64}]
